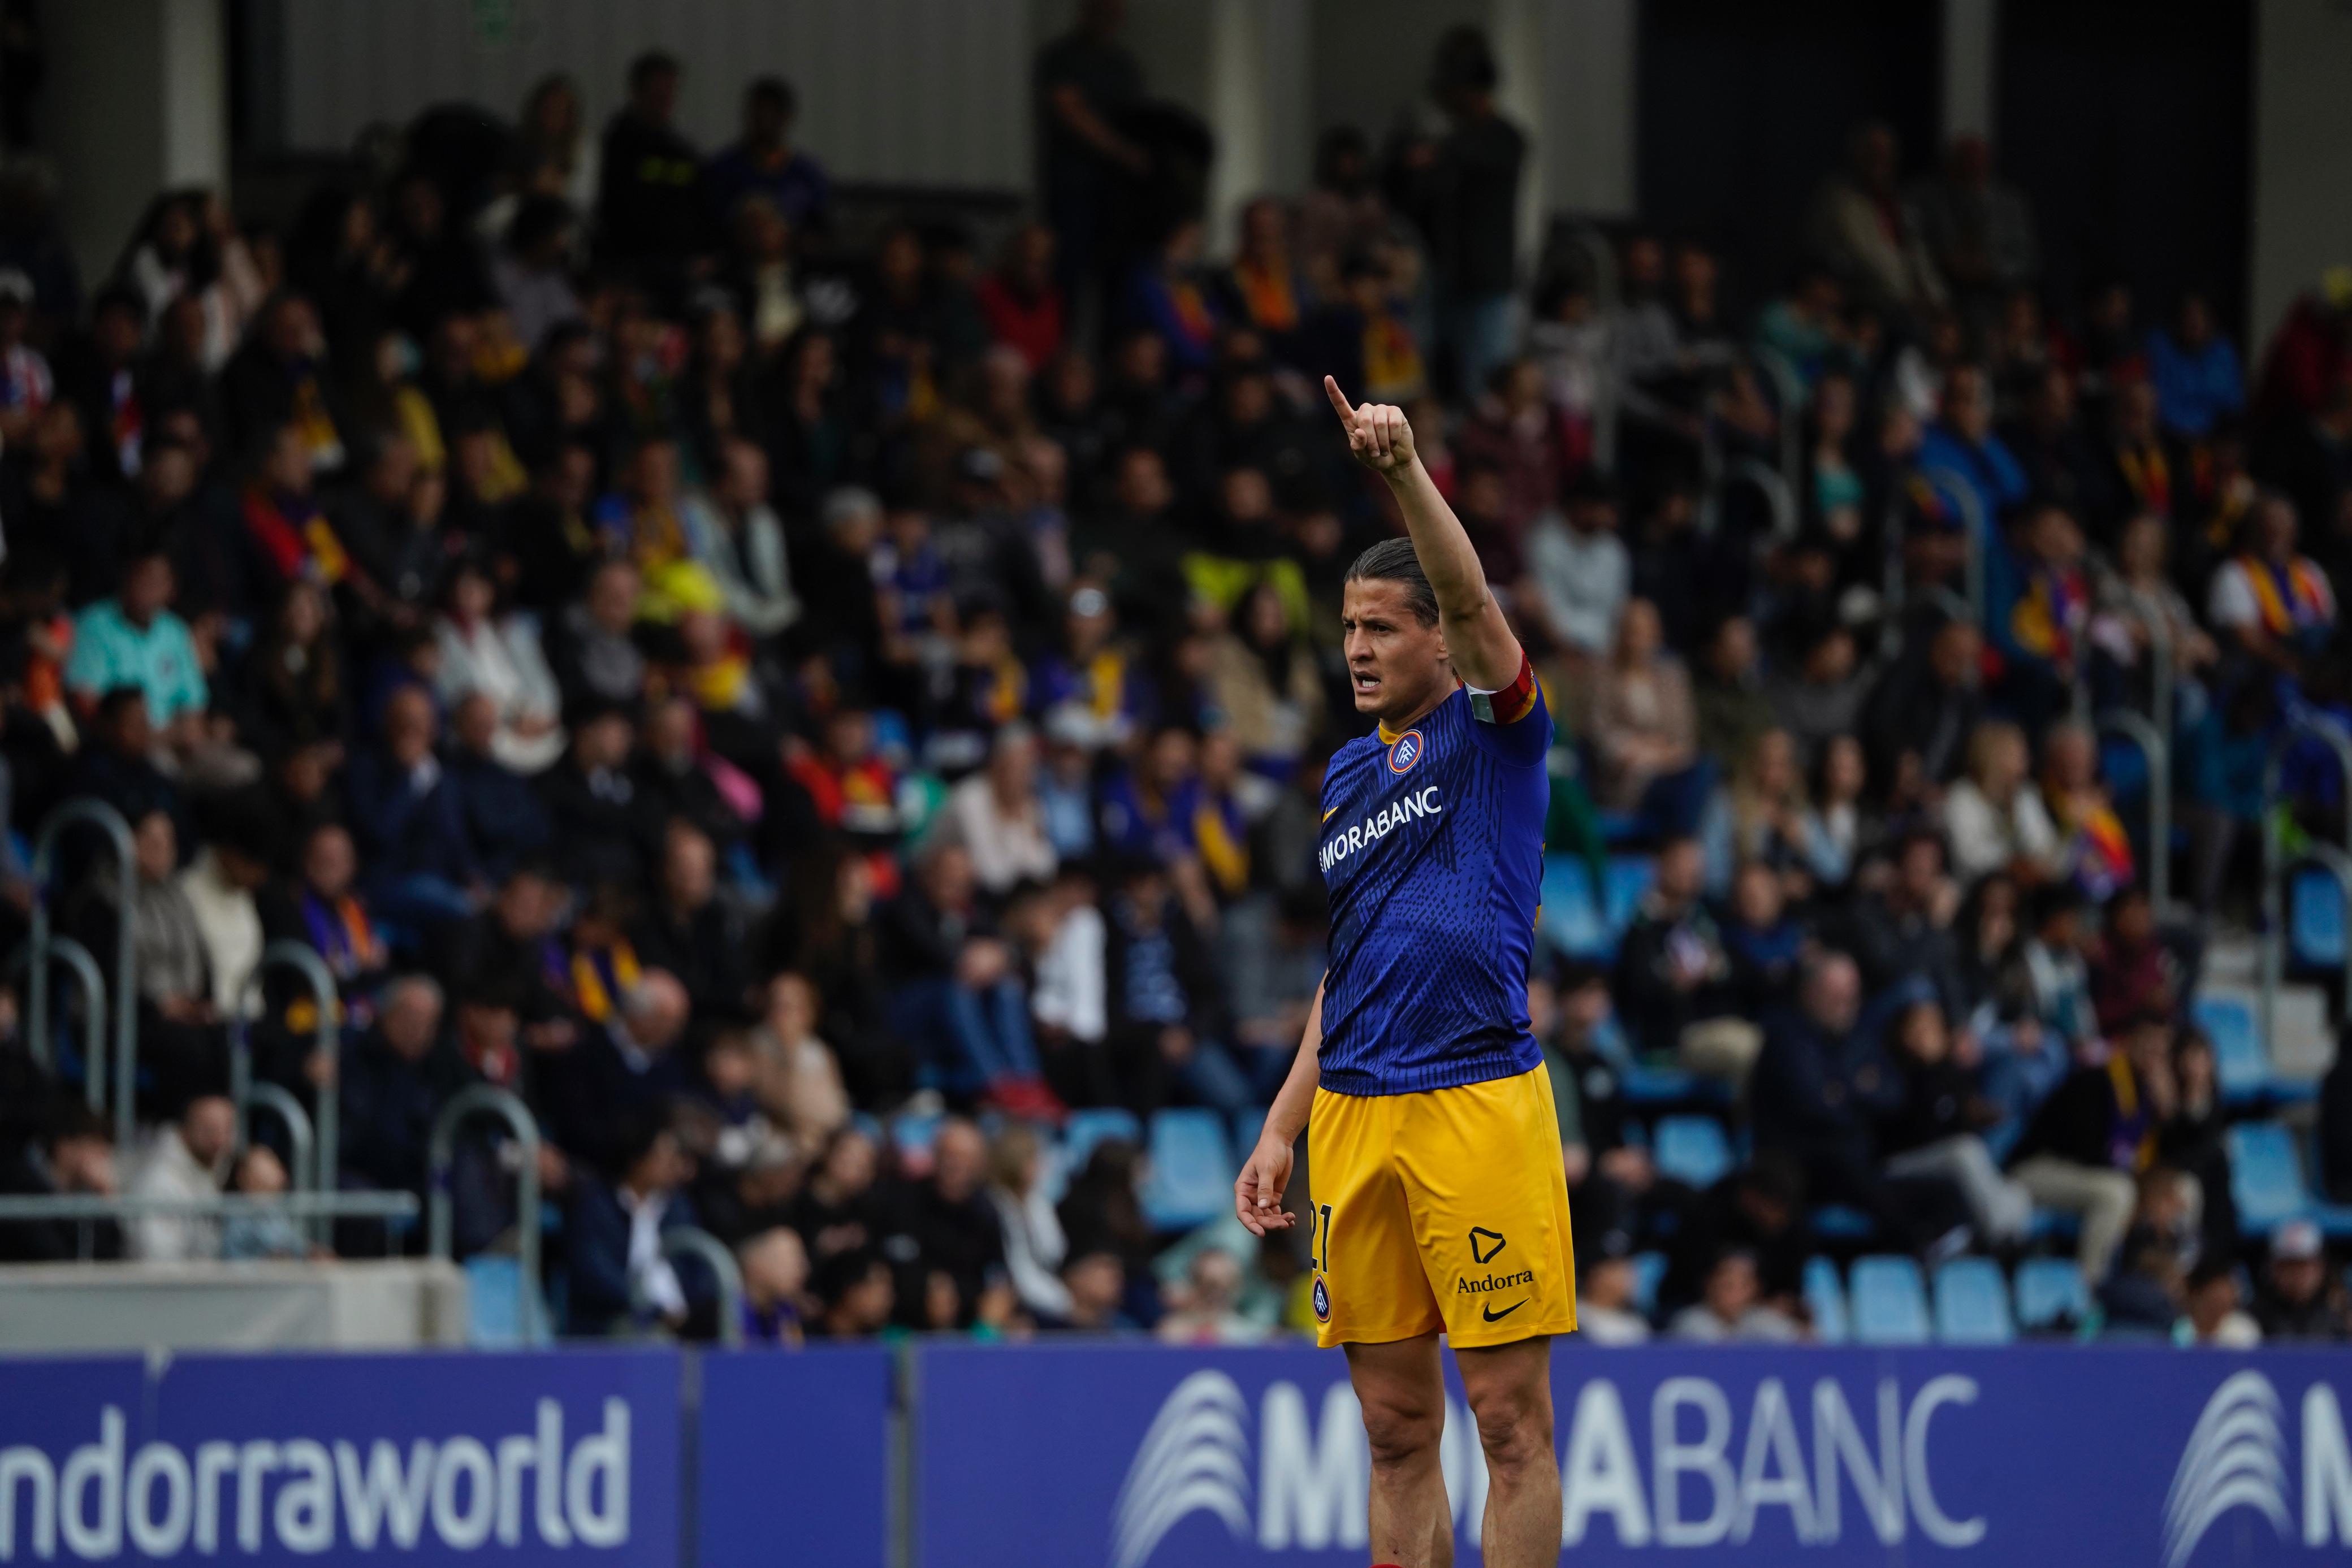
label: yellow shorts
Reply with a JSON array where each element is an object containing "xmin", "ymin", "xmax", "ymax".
[{"xmin": 1305, "ymin": 1066, "xmax": 1577, "ymax": 1349}]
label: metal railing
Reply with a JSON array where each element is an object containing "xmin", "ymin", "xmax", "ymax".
[
  {"xmin": 1724, "ymin": 456, "xmax": 1797, "ymax": 544},
  {"xmin": 2097, "ymin": 709, "xmax": 2171, "ymax": 915},
  {"xmin": 227, "ymin": 942, "xmax": 342, "ymax": 1245},
  {"xmin": 28, "ymin": 799, "xmax": 136, "ymax": 1141},
  {"xmin": 239, "ymin": 1082, "xmax": 316, "ymax": 1196},
  {"xmin": 1920, "ymin": 466, "xmax": 1988, "ymax": 634},
  {"xmin": 2260, "ymin": 714, "xmax": 2352, "ymax": 1058},
  {"xmin": 427, "ymin": 1085, "xmax": 546, "ymax": 1345},
  {"xmin": 3, "ymin": 935, "xmax": 106, "ymax": 1090},
  {"xmin": 0, "ymin": 1191, "xmax": 417, "ymax": 1221},
  {"xmin": 632, "ymin": 1225, "xmax": 747, "ymax": 1349},
  {"xmin": 1749, "ymin": 347, "xmax": 1807, "ymax": 486}
]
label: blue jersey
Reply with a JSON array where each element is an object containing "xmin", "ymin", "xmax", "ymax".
[{"xmin": 1315, "ymin": 664, "xmax": 1551, "ymax": 1095}]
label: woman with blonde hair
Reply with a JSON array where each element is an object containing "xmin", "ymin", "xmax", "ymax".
[
  {"xmin": 1700, "ymin": 727, "xmax": 1846, "ymax": 894},
  {"xmin": 985, "ymin": 1123, "xmax": 1071, "ymax": 1320},
  {"xmin": 1942, "ymin": 719, "xmax": 2061, "ymax": 884},
  {"xmin": 1581, "ymin": 597, "xmax": 1707, "ymax": 836}
]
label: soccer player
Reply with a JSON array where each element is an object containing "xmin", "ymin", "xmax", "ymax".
[{"xmin": 1236, "ymin": 378, "xmax": 1571, "ymax": 1568}]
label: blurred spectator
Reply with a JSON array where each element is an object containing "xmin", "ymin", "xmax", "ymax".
[
  {"xmin": 1908, "ymin": 133, "xmax": 2037, "ymax": 323},
  {"xmin": 738, "ymin": 1226, "xmax": 810, "ymax": 1346},
  {"xmin": 2254, "ymin": 1219, "xmax": 2350, "ymax": 1342},
  {"xmin": 884, "ymin": 1117, "xmax": 1004, "ymax": 1328},
  {"xmin": 2146, "ymin": 294, "xmax": 2243, "ymax": 441},
  {"xmin": 339, "ymin": 973, "xmax": 463, "ymax": 1201},
  {"xmin": 0, "ymin": 1102, "xmax": 122, "ymax": 1262},
  {"xmin": 987, "ymin": 1123, "xmax": 1070, "ymax": 1320},
  {"xmin": 1612, "ymin": 836, "xmax": 1745, "ymax": 1075},
  {"xmin": 749, "ymin": 972, "xmax": 849, "ymax": 1153},
  {"xmin": 347, "ymin": 685, "xmax": 484, "ymax": 926},
  {"xmin": 596, "ymin": 52, "xmax": 707, "ymax": 292},
  {"xmin": 568, "ymin": 1113, "xmax": 700, "ymax": 1334},
  {"xmin": 1573, "ymin": 1234, "xmax": 1653, "ymax": 1345},
  {"xmin": 1034, "ymin": 0, "xmax": 1148, "ymax": 324},
  {"xmin": 1580, "ymin": 599, "xmax": 1704, "ymax": 837},
  {"xmin": 1155, "ymin": 1247, "xmax": 1269, "ymax": 1345},
  {"xmin": 220, "ymin": 1145, "xmax": 308, "ymax": 1262},
  {"xmin": 2178, "ymin": 1254, "xmax": 2260, "ymax": 1348},
  {"xmin": 884, "ymin": 840, "xmax": 1057, "ymax": 1113},
  {"xmin": 1877, "ymin": 997, "xmax": 2030, "ymax": 1248},
  {"xmin": 1667, "ymin": 1250, "xmax": 1801, "ymax": 1342},
  {"xmin": 1805, "ymin": 122, "xmax": 1943, "ymax": 321},
  {"xmin": 704, "ymin": 76, "xmax": 829, "ymax": 237},
  {"xmin": 1404, "ymin": 26, "xmax": 1527, "ymax": 397},
  {"xmin": 1944, "ymin": 721, "xmax": 2060, "ymax": 885},
  {"xmin": 1523, "ymin": 470, "xmax": 1626, "ymax": 661},
  {"xmin": 2206, "ymin": 492, "xmax": 2333, "ymax": 683},
  {"xmin": 944, "ymin": 724, "xmax": 1057, "ymax": 896},
  {"xmin": 541, "ymin": 969, "xmax": 692, "ymax": 1172},
  {"xmin": 2009, "ymin": 1012, "xmax": 2175, "ymax": 1283},
  {"xmin": 124, "ymin": 1093, "xmax": 234, "ymax": 1261}
]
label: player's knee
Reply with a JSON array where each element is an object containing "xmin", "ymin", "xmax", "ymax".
[
  {"xmin": 1468, "ymin": 1383, "xmax": 1553, "ymax": 1474},
  {"xmin": 1358, "ymin": 1394, "xmax": 1443, "ymax": 1471}
]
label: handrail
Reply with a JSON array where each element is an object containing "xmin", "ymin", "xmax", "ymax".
[
  {"xmin": 1749, "ymin": 348, "xmax": 1807, "ymax": 486},
  {"xmin": 1724, "ymin": 455, "xmax": 1797, "ymax": 545},
  {"xmin": 2260, "ymin": 714, "xmax": 2352, "ymax": 1060},
  {"xmin": 427, "ymin": 1085, "xmax": 546, "ymax": 1345},
  {"xmin": 0, "ymin": 1190, "xmax": 416, "ymax": 1220},
  {"xmin": 632, "ymin": 1225, "xmax": 746, "ymax": 1349},
  {"xmin": 238, "ymin": 1082, "xmax": 316, "ymax": 1196},
  {"xmin": 1919, "ymin": 465, "xmax": 1988, "ymax": 634},
  {"xmin": 3, "ymin": 936, "xmax": 106, "ymax": 1086},
  {"xmin": 2106, "ymin": 588, "xmax": 2175, "ymax": 766},
  {"xmin": 28, "ymin": 799, "xmax": 135, "ymax": 1128},
  {"xmin": 2096, "ymin": 709, "xmax": 2171, "ymax": 915},
  {"xmin": 227, "ymin": 942, "xmax": 341, "ymax": 1244}
]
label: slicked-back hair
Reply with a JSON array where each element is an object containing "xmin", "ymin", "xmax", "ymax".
[{"xmin": 1343, "ymin": 537, "xmax": 1439, "ymax": 627}]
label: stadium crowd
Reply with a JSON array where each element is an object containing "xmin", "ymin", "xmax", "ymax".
[{"xmin": 2, "ymin": 3, "xmax": 2351, "ymax": 1350}]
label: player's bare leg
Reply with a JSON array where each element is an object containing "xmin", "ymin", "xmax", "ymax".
[
  {"xmin": 1455, "ymin": 1337, "xmax": 1560, "ymax": 1568},
  {"xmin": 1343, "ymin": 1335, "xmax": 1452, "ymax": 1568}
]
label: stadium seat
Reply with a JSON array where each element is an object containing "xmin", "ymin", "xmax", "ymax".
[
  {"xmin": 1849, "ymin": 1255, "xmax": 1931, "ymax": 1345},
  {"xmin": 1653, "ymin": 1116, "xmax": 1732, "ymax": 1189},
  {"xmin": 1047, "ymin": 1108, "xmax": 1142, "ymax": 1201},
  {"xmin": 890, "ymin": 1110, "xmax": 943, "ymax": 1162},
  {"xmin": 1631, "ymin": 1251, "xmax": 1667, "ymax": 1316},
  {"xmin": 1809, "ymin": 1204, "xmax": 1877, "ymax": 1242},
  {"xmin": 2195, "ymin": 995, "xmax": 2271, "ymax": 1103},
  {"xmin": 1231, "ymin": 1107, "xmax": 1266, "ymax": 1160},
  {"xmin": 1804, "ymin": 1255, "xmax": 1849, "ymax": 1344},
  {"xmin": 1603, "ymin": 856, "xmax": 1655, "ymax": 932},
  {"xmin": 2292, "ymin": 867, "xmax": 2349, "ymax": 968},
  {"xmin": 2013, "ymin": 1257, "xmax": 2090, "ymax": 1333},
  {"xmin": 1540, "ymin": 855, "xmax": 1611, "ymax": 958},
  {"xmin": 1932, "ymin": 1257, "xmax": 2016, "ymax": 1344},
  {"xmin": 465, "ymin": 1256, "xmax": 528, "ymax": 1349},
  {"xmin": 2227, "ymin": 1123, "xmax": 2352, "ymax": 1237},
  {"xmin": 1619, "ymin": 1067, "xmax": 1706, "ymax": 1106},
  {"xmin": 1140, "ymin": 1109, "xmax": 1233, "ymax": 1231}
]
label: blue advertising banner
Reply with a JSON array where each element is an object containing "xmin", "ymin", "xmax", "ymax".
[
  {"xmin": 0, "ymin": 1348, "xmax": 681, "ymax": 1565},
  {"xmin": 916, "ymin": 1340, "xmax": 2352, "ymax": 1567},
  {"xmin": 693, "ymin": 1346, "xmax": 892, "ymax": 1568}
]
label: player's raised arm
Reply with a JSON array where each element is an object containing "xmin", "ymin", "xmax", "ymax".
[{"xmin": 1324, "ymin": 374, "xmax": 1523, "ymax": 692}]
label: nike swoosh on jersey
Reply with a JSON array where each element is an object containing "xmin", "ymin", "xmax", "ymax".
[
  {"xmin": 1482, "ymin": 1298, "xmax": 1527, "ymax": 1323},
  {"xmin": 1323, "ymin": 805, "xmax": 1339, "ymax": 821}
]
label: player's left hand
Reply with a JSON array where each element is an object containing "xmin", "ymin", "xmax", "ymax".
[
  {"xmin": 1325, "ymin": 375, "xmax": 1416, "ymax": 475},
  {"xmin": 1234, "ymin": 1133, "xmax": 1296, "ymax": 1236}
]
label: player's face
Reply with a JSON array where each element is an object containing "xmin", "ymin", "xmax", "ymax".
[{"xmin": 1340, "ymin": 578, "xmax": 1449, "ymax": 723}]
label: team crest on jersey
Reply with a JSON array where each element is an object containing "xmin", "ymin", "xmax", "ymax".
[
  {"xmin": 1312, "ymin": 1276, "xmax": 1330, "ymax": 1323},
  {"xmin": 1386, "ymin": 729, "xmax": 1425, "ymax": 774}
]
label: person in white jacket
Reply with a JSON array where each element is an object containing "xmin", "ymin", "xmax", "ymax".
[
  {"xmin": 127, "ymin": 1095, "xmax": 235, "ymax": 1261},
  {"xmin": 685, "ymin": 440, "xmax": 801, "ymax": 642},
  {"xmin": 985, "ymin": 1123, "xmax": 1071, "ymax": 1320},
  {"xmin": 434, "ymin": 558, "xmax": 566, "ymax": 774}
]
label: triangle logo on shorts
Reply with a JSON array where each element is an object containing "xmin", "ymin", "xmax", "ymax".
[{"xmin": 1468, "ymin": 1227, "xmax": 1507, "ymax": 1264}]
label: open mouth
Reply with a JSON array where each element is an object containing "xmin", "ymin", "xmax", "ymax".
[{"xmin": 1351, "ymin": 669, "xmax": 1381, "ymax": 698}]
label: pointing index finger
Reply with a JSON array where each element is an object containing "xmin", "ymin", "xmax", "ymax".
[{"xmin": 1322, "ymin": 374, "xmax": 1356, "ymax": 424}]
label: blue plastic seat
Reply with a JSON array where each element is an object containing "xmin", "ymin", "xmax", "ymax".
[
  {"xmin": 2195, "ymin": 995, "xmax": 2270, "ymax": 1104},
  {"xmin": 1804, "ymin": 1255, "xmax": 1849, "ymax": 1344},
  {"xmin": 1653, "ymin": 1116, "xmax": 1732, "ymax": 1190},
  {"xmin": 2014, "ymin": 1257, "xmax": 2090, "ymax": 1333},
  {"xmin": 1932, "ymin": 1257, "xmax": 2016, "ymax": 1344},
  {"xmin": 1231, "ymin": 1107, "xmax": 1266, "ymax": 1160},
  {"xmin": 2292, "ymin": 868, "xmax": 2349, "ymax": 968},
  {"xmin": 1631, "ymin": 1251, "xmax": 1667, "ymax": 1316},
  {"xmin": 1061, "ymin": 1107, "xmax": 1142, "ymax": 1171},
  {"xmin": 1809, "ymin": 1204, "xmax": 1877, "ymax": 1241},
  {"xmin": 1603, "ymin": 856, "xmax": 1655, "ymax": 932},
  {"xmin": 1540, "ymin": 855, "xmax": 1611, "ymax": 959},
  {"xmin": 465, "ymin": 1256, "xmax": 527, "ymax": 1348},
  {"xmin": 890, "ymin": 1110, "xmax": 943, "ymax": 1162},
  {"xmin": 1140, "ymin": 1109, "xmax": 1233, "ymax": 1231},
  {"xmin": 1850, "ymin": 1255, "xmax": 1931, "ymax": 1345},
  {"xmin": 2230, "ymin": 1121, "xmax": 2309, "ymax": 1232}
]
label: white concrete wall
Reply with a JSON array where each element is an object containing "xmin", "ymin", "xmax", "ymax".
[
  {"xmin": 44, "ymin": 0, "xmax": 229, "ymax": 283},
  {"xmin": 2249, "ymin": 0, "xmax": 2352, "ymax": 346},
  {"xmin": 279, "ymin": 0, "xmax": 1034, "ymax": 190}
]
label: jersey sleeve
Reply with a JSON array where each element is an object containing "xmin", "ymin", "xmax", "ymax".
[{"xmin": 1466, "ymin": 652, "xmax": 1554, "ymax": 766}]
